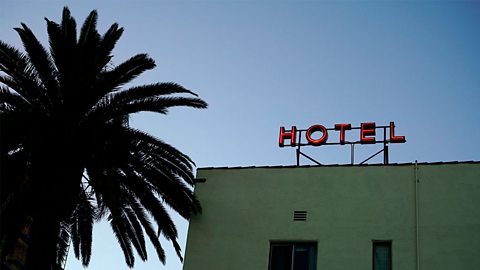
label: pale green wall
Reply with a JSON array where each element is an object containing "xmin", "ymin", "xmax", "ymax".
[
  {"xmin": 182, "ymin": 163, "xmax": 480, "ymax": 270},
  {"xmin": 416, "ymin": 164, "xmax": 480, "ymax": 269}
]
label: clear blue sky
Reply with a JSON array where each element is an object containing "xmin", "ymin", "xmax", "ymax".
[{"xmin": 2, "ymin": 1, "xmax": 479, "ymax": 269}]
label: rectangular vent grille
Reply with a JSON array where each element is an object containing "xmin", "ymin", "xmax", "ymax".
[{"xmin": 293, "ymin": 210, "xmax": 307, "ymax": 221}]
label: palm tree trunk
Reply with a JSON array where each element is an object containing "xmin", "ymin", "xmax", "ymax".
[
  {"xmin": 3, "ymin": 216, "xmax": 33, "ymax": 270},
  {"xmin": 24, "ymin": 214, "xmax": 61, "ymax": 270},
  {"xmin": 3, "ymin": 215, "xmax": 67, "ymax": 270}
]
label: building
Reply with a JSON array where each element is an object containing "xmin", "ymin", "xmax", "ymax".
[{"xmin": 182, "ymin": 161, "xmax": 480, "ymax": 270}]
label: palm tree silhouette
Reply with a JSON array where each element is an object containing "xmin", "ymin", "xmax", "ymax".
[{"xmin": 0, "ymin": 7, "xmax": 207, "ymax": 270}]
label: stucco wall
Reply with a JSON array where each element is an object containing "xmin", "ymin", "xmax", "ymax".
[{"xmin": 182, "ymin": 163, "xmax": 480, "ymax": 270}]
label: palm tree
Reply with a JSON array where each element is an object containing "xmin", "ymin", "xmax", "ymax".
[{"xmin": 0, "ymin": 7, "xmax": 207, "ymax": 270}]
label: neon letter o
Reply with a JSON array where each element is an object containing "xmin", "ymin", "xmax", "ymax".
[{"xmin": 306, "ymin": 125, "xmax": 328, "ymax": 146}]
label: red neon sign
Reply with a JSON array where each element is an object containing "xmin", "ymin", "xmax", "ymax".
[
  {"xmin": 279, "ymin": 121, "xmax": 406, "ymax": 147},
  {"xmin": 334, "ymin": 123, "xmax": 351, "ymax": 145},
  {"xmin": 390, "ymin": 121, "xmax": 406, "ymax": 143},
  {"xmin": 360, "ymin": 122, "xmax": 376, "ymax": 144},
  {"xmin": 306, "ymin": 125, "xmax": 328, "ymax": 146},
  {"xmin": 279, "ymin": 126, "xmax": 297, "ymax": 147}
]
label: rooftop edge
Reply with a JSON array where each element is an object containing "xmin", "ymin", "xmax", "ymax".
[{"xmin": 197, "ymin": 160, "xmax": 480, "ymax": 170}]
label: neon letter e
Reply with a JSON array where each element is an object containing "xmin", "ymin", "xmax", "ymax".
[{"xmin": 360, "ymin": 122, "xmax": 376, "ymax": 144}]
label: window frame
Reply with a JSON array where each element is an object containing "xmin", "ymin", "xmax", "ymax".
[
  {"xmin": 268, "ymin": 241, "xmax": 317, "ymax": 270},
  {"xmin": 372, "ymin": 240, "xmax": 392, "ymax": 270}
]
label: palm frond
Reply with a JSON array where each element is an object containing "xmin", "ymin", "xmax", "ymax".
[
  {"xmin": 0, "ymin": 75, "xmax": 21, "ymax": 96},
  {"xmin": 71, "ymin": 212, "xmax": 80, "ymax": 259},
  {"xmin": 109, "ymin": 212, "xmax": 135, "ymax": 268},
  {"xmin": 46, "ymin": 7, "xmax": 77, "ymax": 91},
  {"xmin": 87, "ymin": 95, "xmax": 207, "ymax": 123},
  {"xmin": 55, "ymin": 221, "xmax": 71, "ymax": 267},
  {"xmin": 76, "ymin": 188, "xmax": 94, "ymax": 266},
  {"xmin": 0, "ymin": 85, "xmax": 31, "ymax": 111},
  {"xmin": 140, "ymin": 139, "xmax": 196, "ymax": 185},
  {"xmin": 77, "ymin": 10, "xmax": 102, "ymax": 90},
  {"xmin": 129, "ymin": 199, "xmax": 166, "ymax": 264},
  {"xmin": 0, "ymin": 41, "xmax": 49, "ymax": 108},
  {"xmin": 96, "ymin": 23, "xmax": 123, "ymax": 71},
  {"xmin": 127, "ymin": 149, "xmax": 200, "ymax": 219},
  {"xmin": 126, "ymin": 127, "xmax": 195, "ymax": 165},
  {"xmin": 0, "ymin": 41, "xmax": 34, "ymax": 78},
  {"xmin": 78, "ymin": 10, "xmax": 98, "ymax": 47},
  {"xmin": 123, "ymin": 167, "xmax": 179, "ymax": 238},
  {"xmin": 95, "ymin": 53, "xmax": 155, "ymax": 93},
  {"xmin": 124, "ymin": 207, "xmax": 147, "ymax": 261},
  {"xmin": 122, "ymin": 166, "xmax": 186, "ymax": 259},
  {"xmin": 132, "ymin": 137, "xmax": 197, "ymax": 189},
  {"xmin": 14, "ymin": 23, "xmax": 60, "ymax": 108},
  {"xmin": 87, "ymin": 166, "xmax": 136, "ymax": 267},
  {"xmin": 61, "ymin": 7, "xmax": 77, "ymax": 45},
  {"xmin": 80, "ymin": 53, "xmax": 156, "ymax": 111},
  {"xmin": 114, "ymin": 82, "xmax": 198, "ymax": 102}
]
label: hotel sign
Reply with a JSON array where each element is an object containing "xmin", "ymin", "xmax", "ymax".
[
  {"xmin": 279, "ymin": 122, "xmax": 405, "ymax": 165},
  {"xmin": 279, "ymin": 122, "xmax": 406, "ymax": 147}
]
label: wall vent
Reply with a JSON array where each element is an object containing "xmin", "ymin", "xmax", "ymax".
[{"xmin": 293, "ymin": 210, "xmax": 307, "ymax": 221}]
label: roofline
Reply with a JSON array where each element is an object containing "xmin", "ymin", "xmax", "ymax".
[{"xmin": 197, "ymin": 160, "xmax": 480, "ymax": 171}]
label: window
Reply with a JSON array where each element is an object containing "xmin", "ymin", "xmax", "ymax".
[
  {"xmin": 373, "ymin": 241, "xmax": 391, "ymax": 270},
  {"xmin": 269, "ymin": 242, "xmax": 317, "ymax": 270}
]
